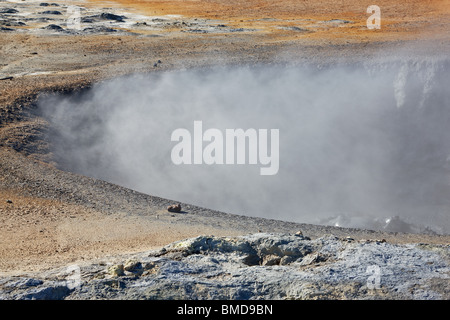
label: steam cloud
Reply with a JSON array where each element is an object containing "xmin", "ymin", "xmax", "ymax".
[{"xmin": 39, "ymin": 60, "xmax": 450, "ymax": 234}]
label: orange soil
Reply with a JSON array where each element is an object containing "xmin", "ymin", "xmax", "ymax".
[{"xmin": 88, "ymin": 0, "xmax": 450, "ymax": 42}]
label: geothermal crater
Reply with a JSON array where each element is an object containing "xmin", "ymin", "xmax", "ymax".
[{"xmin": 38, "ymin": 61, "xmax": 450, "ymax": 234}]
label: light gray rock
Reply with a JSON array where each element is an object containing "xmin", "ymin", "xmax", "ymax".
[{"xmin": 1, "ymin": 233, "xmax": 449, "ymax": 300}]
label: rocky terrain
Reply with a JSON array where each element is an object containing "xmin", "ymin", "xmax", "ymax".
[
  {"xmin": 1, "ymin": 232, "xmax": 449, "ymax": 300},
  {"xmin": 0, "ymin": 0, "xmax": 449, "ymax": 300},
  {"xmin": 0, "ymin": 0, "xmax": 259, "ymax": 38}
]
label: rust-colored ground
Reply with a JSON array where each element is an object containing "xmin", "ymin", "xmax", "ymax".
[{"xmin": 93, "ymin": 0, "xmax": 450, "ymax": 42}]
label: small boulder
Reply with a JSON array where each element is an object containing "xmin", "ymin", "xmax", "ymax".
[
  {"xmin": 143, "ymin": 261, "xmax": 159, "ymax": 270},
  {"xmin": 99, "ymin": 13, "xmax": 125, "ymax": 22},
  {"xmin": 123, "ymin": 259, "xmax": 141, "ymax": 272},
  {"xmin": 83, "ymin": 26, "xmax": 117, "ymax": 33},
  {"xmin": 40, "ymin": 11, "xmax": 62, "ymax": 15},
  {"xmin": 39, "ymin": 2, "xmax": 59, "ymax": 6},
  {"xmin": 0, "ymin": 9, "xmax": 19, "ymax": 14},
  {"xmin": 43, "ymin": 24, "xmax": 63, "ymax": 31},
  {"xmin": 262, "ymin": 254, "xmax": 281, "ymax": 266},
  {"xmin": 167, "ymin": 204, "xmax": 181, "ymax": 213},
  {"xmin": 107, "ymin": 264, "xmax": 124, "ymax": 277},
  {"xmin": 142, "ymin": 261, "xmax": 160, "ymax": 275},
  {"xmin": 298, "ymin": 253, "xmax": 327, "ymax": 266},
  {"xmin": 344, "ymin": 236, "xmax": 354, "ymax": 242}
]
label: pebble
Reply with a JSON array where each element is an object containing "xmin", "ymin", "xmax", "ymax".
[{"xmin": 167, "ymin": 203, "xmax": 181, "ymax": 213}]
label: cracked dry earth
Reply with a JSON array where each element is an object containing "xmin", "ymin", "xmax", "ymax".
[{"xmin": 0, "ymin": 0, "xmax": 449, "ymax": 300}]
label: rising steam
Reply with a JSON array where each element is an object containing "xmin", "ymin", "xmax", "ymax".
[{"xmin": 38, "ymin": 59, "xmax": 450, "ymax": 234}]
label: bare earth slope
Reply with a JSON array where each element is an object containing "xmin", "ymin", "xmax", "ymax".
[{"xmin": 0, "ymin": 0, "xmax": 449, "ymax": 299}]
